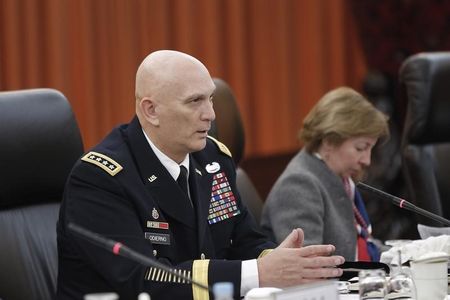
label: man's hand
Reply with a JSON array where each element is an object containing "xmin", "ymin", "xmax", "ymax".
[
  {"xmin": 278, "ymin": 228, "xmax": 304, "ymax": 249},
  {"xmin": 257, "ymin": 228, "xmax": 345, "ymax": 287}
]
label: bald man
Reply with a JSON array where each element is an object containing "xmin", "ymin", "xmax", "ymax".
[{"xmin": 56, "ymin": 50, "xmax": 344, "ymax": 300}]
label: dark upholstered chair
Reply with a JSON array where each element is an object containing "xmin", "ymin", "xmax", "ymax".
[
  {"xmin": 399, "ymin": 52, "xmax": 450, "ymax": 226},
  {"xmin": 0, "ymin": 89, "xmax": 84, "ymax": 300},
  {"xmin": 210, "ymin": 78, "xmax": 264, "ymax": 224},
  {"xmin": 210, "ymin": 78, "xmax": 246, "ymax": 165},
  {"xmin": 361, "ymin": 71, "xmax": 417, "ymax": 240}
]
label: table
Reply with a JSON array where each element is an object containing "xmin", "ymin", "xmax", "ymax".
[{"xmin": 340, "ymin": 294, "xmax": 450, "ymax": 299}]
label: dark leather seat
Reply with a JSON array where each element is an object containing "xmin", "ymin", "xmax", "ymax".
[
  {"xmin": 361, "ymin": 71, "xmax": 416, "ymax": 240},
  {"xmin": 210, "ymin": 78, "xmax": 264, "ymax": 224},
  {"xmin": 210, "ymin": 78, "xmax": 245, "ymax": 165},
  {"xmin": 0, "ymin": 89, "xmax": 84, "ymax": 300},
  {"xmin": 399, "ymin": 52, "xmax": 450, "ymax": 226}
]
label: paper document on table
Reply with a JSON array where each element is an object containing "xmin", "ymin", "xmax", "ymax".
[
  {"xmin": 339, "ymin": 294, "xmax": 359, "ymax": 299},
  {"xmin": 417, "ymin": 224, "xmax": 450, "ymax": 239},
  {"xmin": 272, "ymin": 281, "xmax": 338, "ymax": 300}
]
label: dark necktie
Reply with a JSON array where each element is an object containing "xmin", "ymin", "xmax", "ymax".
[{"xmin": 177, "ymin": 165, "xmax": 190, "ymax": 198}]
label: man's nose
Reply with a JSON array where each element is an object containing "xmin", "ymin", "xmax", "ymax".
[{"xmin": 202, "ymin": 101, "xmax": 215, "ymax": 121}]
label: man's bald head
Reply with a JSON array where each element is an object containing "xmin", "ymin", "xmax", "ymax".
[
  {"xmin": 135, "ymin": 50, "xmax": 211, "ymax": 103},
  {"xmin": 133, "ymin": 50, "xmax": 216, "ymax": 162}
]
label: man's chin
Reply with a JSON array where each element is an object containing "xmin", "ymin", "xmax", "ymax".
[{"xmin": 190, "ymin": 140, "xmax": 207, "ymax": 153}]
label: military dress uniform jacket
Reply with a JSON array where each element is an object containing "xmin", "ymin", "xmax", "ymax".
[{"xmin": 57, "ymin": 116, "xmax": 274, "ymax": 300}]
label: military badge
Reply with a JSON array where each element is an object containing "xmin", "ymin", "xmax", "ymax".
[
  {"xmin": 81, "ymin": 151, "xmax": 123, "ymax": 176},
  {"xmin": 205, "ymin": 162, "xmax": 220, "ymax": 173},
  {"xmin": 152, "ymin": 207, "xmax": 160, "ymax": 219}
]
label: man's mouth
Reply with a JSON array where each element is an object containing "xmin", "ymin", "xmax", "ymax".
[
  {"xmin": 198, "ymin": 127, "xmax": 210, "ymax": 133},
  {"xmin": 197, "ymin": 130, "xmax": 209, "ymax": 135}
]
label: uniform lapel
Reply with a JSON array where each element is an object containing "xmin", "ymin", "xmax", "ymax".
[
  {"xmin": 125, "ymin": 117, "xmax": 196, "ymax": 229},
  {"xmin": 189, "ymin": 155, "xmax": 213, "ymax": 249}
]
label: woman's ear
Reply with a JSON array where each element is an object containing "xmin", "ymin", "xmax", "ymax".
[
  {"xmin": 320, "ymin": 137, "xmax": 336, "ymax": 162},
  {"xmin": 139, "ymin": 97, "xmax": 159, "ymax": 126},
  {"xmin": 321, "ymin": 138, "xmax": 333, "ymax": 152}
]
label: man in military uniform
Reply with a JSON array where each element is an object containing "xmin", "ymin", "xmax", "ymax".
[{"xmin": 57, "ymin": 50, "xmax": 344, "ymax": 300}]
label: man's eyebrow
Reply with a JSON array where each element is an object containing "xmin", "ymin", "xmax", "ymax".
[
  {"xmin": 185, "ymin": 92, "xmax": 214, "ymax": 101},
  {"xmin": 184, "ymin": 93, "xmax": 203, "ymax": 101}
]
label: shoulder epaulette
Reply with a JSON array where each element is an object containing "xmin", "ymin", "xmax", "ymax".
[
  {"xmin": 81, "ymin": 151, "xmax": 123, "ymax": 176},
  {"xmin": 207, "ymin": 136, "xmax": 232, "ymax": 158}
]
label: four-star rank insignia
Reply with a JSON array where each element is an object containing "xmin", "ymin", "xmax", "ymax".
[{"xmin": 81, "ymin": 151, "xmax": 123, "ymax": 176}]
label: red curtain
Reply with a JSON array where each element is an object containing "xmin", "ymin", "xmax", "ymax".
[{"xmin": 0, "ymin": 0, "xmax": 366, "ymax": 157}]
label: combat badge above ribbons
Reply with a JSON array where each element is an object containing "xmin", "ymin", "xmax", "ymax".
[
  {"xmin": 205, "ymin": 162, "xmax": 220, "ymax": 173},
  {"xmin": 81, "ymin": 151, "xmax": 123, "ymax": 176},
  {"xmin": 207, "ymin": 171, "xmax": 241, "ymax": 224}
]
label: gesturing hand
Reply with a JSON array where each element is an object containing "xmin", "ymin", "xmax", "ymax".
[{"xmin": 257, "ymin": 228, "xmax": 344, "ymax": 288}]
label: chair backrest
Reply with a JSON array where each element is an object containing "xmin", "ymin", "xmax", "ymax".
[
  {"xmin": 235, "ymin": 168, "xmax": 264, "ymax": 225},
  {"xmin": 0, "ymin": 89, "xmax": 84, "ymax": 300},
  {"xmin": 399, "ymin": 52, "xmax": 450, "ymax": 226},
  {"xmin": 210, "ymin": 78, "xmax": 264, "ymax": 224},
  {"xmin": 210, "ymin": 78, "xmax": 245, "ymax": 166}
]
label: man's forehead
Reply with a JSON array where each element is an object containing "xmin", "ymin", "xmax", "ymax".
[{"xmin": 178, "ymin": 81, "xmax": 216, "ymax": 100}]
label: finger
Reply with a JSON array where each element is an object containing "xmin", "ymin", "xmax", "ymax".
[
  {"xmin": 300, "ymin": 267, "xmax": 343, "ymax": 279},
  {"xmin": 299, "ymin": 255, "xmax": 345, "ymax": 268},
  {"xmin": 297, "ymin": 244, "xmax": 336, "ymax": 257},
  {"xmin": 296, "ymin": 278, "xmax": 326, "ymax": 285},
  {"xmin": 278, "ymin": 228, "xmax": 304, "ymax": 248},
  {"xmin": 297, "ymin": 228, "xmax": 304, "ymax": 248}
]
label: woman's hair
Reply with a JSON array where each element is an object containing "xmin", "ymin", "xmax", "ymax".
[{"xmin": 299, "ymin": 86, "xmax": 389, "ymax": 153}]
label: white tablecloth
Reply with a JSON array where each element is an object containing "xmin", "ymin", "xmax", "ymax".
[{"xmin": 340, "ymin": 294, "xmax": 450, "ymax": 299}]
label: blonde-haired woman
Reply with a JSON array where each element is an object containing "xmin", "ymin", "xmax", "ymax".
[{"xmin": 261, "ymin": 87, "xmax": 389, "ymax": 261}]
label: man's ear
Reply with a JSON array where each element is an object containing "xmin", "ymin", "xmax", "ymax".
[{"xmin": 139, "ymin": 97, "xmax": 159, "ymax": 126}]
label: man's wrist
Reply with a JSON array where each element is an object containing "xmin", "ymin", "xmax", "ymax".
[{"xmin": 241, "ymin": 259, "xmax": 259, "ymax": 296}]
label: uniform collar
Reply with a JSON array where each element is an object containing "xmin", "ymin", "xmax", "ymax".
[{"xmin": 142, "ymin": 129, "xmax": 190, "ymax": 181}]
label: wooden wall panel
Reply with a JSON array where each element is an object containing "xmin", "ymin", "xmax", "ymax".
[{"xmin": 0, "ymin": 0, "xmax": 367, "ymax": 158}]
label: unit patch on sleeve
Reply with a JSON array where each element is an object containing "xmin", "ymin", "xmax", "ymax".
[
  {"xmin": 81, "ymin": 151, "xmax": 123, "ymax": 176},
  {"xmin": 207, "ymin": 171, "xmax": 241, "ymax": 224}
]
